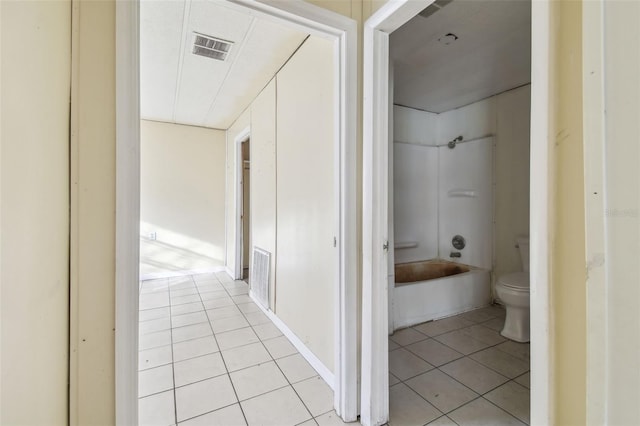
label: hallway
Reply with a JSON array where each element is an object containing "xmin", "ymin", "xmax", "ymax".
[{"xmin": 138, "ymin": 273, "xmax": 347, "ymax": 425}]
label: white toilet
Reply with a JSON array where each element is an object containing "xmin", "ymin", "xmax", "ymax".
[{"xmin": 495, "ymin": 237, "xmax": 530, "ymax": 342}]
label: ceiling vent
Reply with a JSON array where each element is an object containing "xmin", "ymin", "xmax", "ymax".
[
  {"xmin": 192, "ymin": 33, "xmax": 233, "ymax": 61},
  {"xmin": 418, "ymin": 0, "xmax": 453, "ymax": 19}
]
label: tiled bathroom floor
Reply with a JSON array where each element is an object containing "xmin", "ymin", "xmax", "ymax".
[
  {"xmin": 389, "ymin": 305, "xmax": 531, "ymax": 425},
  {"xmin": 138, "ymin": 272, "xmax": 346, "ymax": 426}
]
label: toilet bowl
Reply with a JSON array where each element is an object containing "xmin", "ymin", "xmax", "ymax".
[{"xmin": 495, "ymin": 237, "xmax": 530, "ymax": 342}]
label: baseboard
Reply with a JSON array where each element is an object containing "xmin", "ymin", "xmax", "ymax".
[
  {"xmin": 224, "ymin": 267, "xmax": 235, "ymax": 280},
  {"xmin": 140, "ymin": 266, "xmax": 226, "ymax": 281},
  {"xmin": 249, "ymin": 290, "xmax": 335, "ymax": 390}
]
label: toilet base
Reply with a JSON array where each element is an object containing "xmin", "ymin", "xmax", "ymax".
[{"xmin": 500, "ymin": 304, "xmax": 530, "ymax": 343}]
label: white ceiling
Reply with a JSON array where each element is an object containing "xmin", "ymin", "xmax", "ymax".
[
  {"xmin": 140, "ymin": 0, "xmax": 308, "ymax": 129},
  {"xmin": 390, "ymin": 0, "xmax": 531, "ymax": 113}
]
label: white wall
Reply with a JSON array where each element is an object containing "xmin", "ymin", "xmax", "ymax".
[
  {"xmin": 438, "ymin": 86, "xmax": 530, "ymax": 278},
  {"xmin": 140, "ymin": 120, "xmax": 226, "ymax": 277},
  {"xmin": 493, "ymin": 87, "xmax": 531, "ymax": 280},
  {"xmin": 392, "ymin": 139, "xmax": 493, "ymax": 269},
  {"xmin": 392, "ymin": 105, "xmax": 438, "ymax": 264},
  {"xmin": 437, "ymin": 97, "xmax": 496, "ymax": 146},
  {"xmin": 392, "ymin": 85, "xmax": 530, "ymax": 282},
  {"xmin": 275, "ymin": 36, "xmax": 336, "ymax": 372},
  {"xmin": 250, "ymin": 80, "xmax": 278, "ymax": 308},
  {"xmin": 438, "ymin": 138, "xmax": 494, "ymax": 269},
  {"xmin": 584, "ymin": 1, "xmax": 640, "ymax": 422},
  {"xmin": 1, "ymin": 1, "xmax": 70, "ymax": 423},
  {"xmin": 225, "ymin": 36, "xmax": 337, "ymax": 373},
  {"xmin": 393, "ymin": 143, "xmax": 438, "ymax": 263},
  {"xmin": 393, "ymin": 105, "xmax": 438, "ymax": 146}
]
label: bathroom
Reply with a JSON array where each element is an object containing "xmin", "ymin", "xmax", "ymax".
[
  {"xmin": 390, "ymin": 86, "xmax": 531, "ymax": 333},
  {"xmin": 387, "ymin": 0, "xmax": 533, "ymax": 423}
]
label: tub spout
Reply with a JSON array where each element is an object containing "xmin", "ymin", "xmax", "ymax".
[{"xmin": 450, "ymin": 251, "xmax": 462, "ymax": 258}]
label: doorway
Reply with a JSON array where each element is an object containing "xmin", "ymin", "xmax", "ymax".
[
  {"xmin": 240, "ymin": 138, "xmax": 251, "ymax": 282},
  {"xmin": 362, "ymin": 1, "xmax": 551, "ymax": 425},
  {"xmin": 114, "ymin": 1, "xmax": 358, "ymax": 423}
]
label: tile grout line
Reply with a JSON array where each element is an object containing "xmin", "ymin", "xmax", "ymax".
[
  {"xmin": 141, "ymin": 274, "xmax": 336, "ymax": 425},
  {"xmin": 426, "ymin": 414, "xmax": 461, "ymax": 426},
  {"xmin": 142, "ymin": 325, "xmax": 295, "ymax": 373},
  {"xmin": 398, "ymin": 363, "xmax": 521, "ymax": 403},
  {"xmin": 176, "ymin": 401, "xmax": 239, "ymax": 425},
  {"xmin": 390, "ymin": 308, "xmax": 530, "ymax": 425},
  {"xmin": 233, "ymin": 281, "xmax": 317, "ymax": 423},
  {"xmin": 138, "ymin": 285, "xmax": 171, "ymax": 391},
  {"xmin": 395, "ymin": 320, "xmax": 529, "ymax": 377},
  {"xmin": 414, "ymin": 336, "xmax": 529, "ymax": 379},
  {"xmin": 168, "ymin": 276, "xmax": 196, "ymax": 424},
  {"xmin": 478, "ymin": 395, "xmax": 529, "ymax": 425},
  {"xmin": 196, "ymin": 274, "xmax": 251, "ymax": 426},
  {"xmin": 138, "ymin": 282, "xmax": 203, "ymax": 376}
]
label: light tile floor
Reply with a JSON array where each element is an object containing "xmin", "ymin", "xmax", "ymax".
[
  {"xmin": 138, "ymin": 272, "xmax": 341, "ymax": 426},
  {"xmin": 389, "ymin": 305, "xmax": 531, "ymax": 426},
  {"xmin": 139, "ymin": 274, "xmax": 529, "ymax": 426}
]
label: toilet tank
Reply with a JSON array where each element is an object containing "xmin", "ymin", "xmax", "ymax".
[{"xmin": 517, "ymin": 237, "xmax": 530, "ymax": 272}]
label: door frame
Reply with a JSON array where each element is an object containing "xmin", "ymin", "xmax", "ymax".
[
  {"xmin": 115, "ymin": 0, "xmax": 358, "ymax": 423},
  {"xmin": 361, "ymin": 1, "xmax": 552, "ymax": 425},
  {"xmin": 234, "ymin": 127, "xmax": 251, "ymax": 280}
]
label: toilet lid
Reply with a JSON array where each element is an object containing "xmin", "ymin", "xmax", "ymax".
[{"xmin": 498, "ymin": 272, "xmax": 530, "ymax": 290}]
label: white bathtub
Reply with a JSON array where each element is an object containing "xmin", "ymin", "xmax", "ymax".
[{"xmin": 393, "ymin": 259, "xmax": 491, "ymax": 329}]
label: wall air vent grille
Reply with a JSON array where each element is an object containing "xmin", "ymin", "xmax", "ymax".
[
  {"xmin": 192, "ymin": 33, "xmax": 233, "ymax": 61},
  {"xmin": 419, "ymin": 0, "xmax": 453, "ymax": 19},
  {"xmin": 250, "ymin": 247, "xmax": 271, "ymax": 310}
]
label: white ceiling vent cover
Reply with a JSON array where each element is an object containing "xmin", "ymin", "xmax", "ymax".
[{"xmin": 192, "ymin": 33, "xmax": 233, "ymax": 61}]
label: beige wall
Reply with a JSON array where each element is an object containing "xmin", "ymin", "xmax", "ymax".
[
  {"xmin": 140, "ymin": 120, "xmax": 226, "ymax": 277},
  {"xmin": 70, "ymin": 1, "xmax": 117, "ymax": 424},
  {"xmin": 275, "ymin": 36, "xmax": 337, "ymax": 371},
  {"xmin": 307, "ymin": 0, "xmax": 353, "ymax": 18},
  {"xmin": 1, "ymin": 1, "xmax": 71, "ymax": 423},
  {"xmin": 550, "ymin": 1, "xmax": 586, "ymax": 423},
  {"xmin": 140, "ymin": 120, "xmax": 225, "ymax": 276},
  {"xmin": 366, "ymin": 0, "xmax": 387, "ymax": 19},
  {"xmin": 250, "ymin": 80, "xmax": 278, "ymax": 308}
]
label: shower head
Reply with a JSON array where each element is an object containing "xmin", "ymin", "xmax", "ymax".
[{"xmin": 448, "ymin": 135, "xmax": 463, "ymax": 149}]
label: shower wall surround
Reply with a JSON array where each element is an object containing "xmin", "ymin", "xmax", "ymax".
[
  {"xmin": 393, "ymin": 142, "xmax": 438, "ymax": 263},
  {"xmin": 393, "ymin": 85, "xmax": 530, "ymax": 278},
  {"xmin": 438, "ymin": 138, "xmax": 493, "ymax": 269},
  {"xmin": 393, "ymin": 137, "xmax": 493, "ymax": 268}
]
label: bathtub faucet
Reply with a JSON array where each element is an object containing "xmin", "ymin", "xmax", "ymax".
[{"xmin": 450, "ymin": 251, "xmax": 462, "ymax": 258}]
